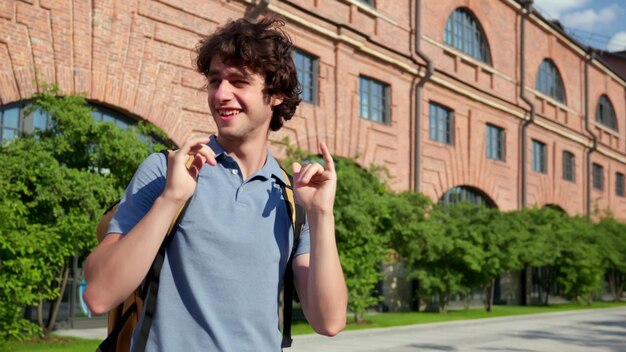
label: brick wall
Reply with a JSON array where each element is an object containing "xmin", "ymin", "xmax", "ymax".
[{"xmin": 1, "ymin": 0, "xmax": 625, "ymax": 219}]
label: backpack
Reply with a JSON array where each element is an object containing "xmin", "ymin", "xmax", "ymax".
[{"xmin": 94, "ymin": 150, "xmax": 305, "ymax": 351}]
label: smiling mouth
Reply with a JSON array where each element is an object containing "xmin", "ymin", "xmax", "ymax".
[{"xmin": 218, "ymin": 109, "xmax": 241, "ymax": 120}]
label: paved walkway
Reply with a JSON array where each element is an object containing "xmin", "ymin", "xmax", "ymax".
[
  {"xmin": 291, "ymin": 307, "xmax": 626, "ymax": 351},
  {"xmin": 56, "ymin": 307, "xmax": 626, "ymax": 351}
]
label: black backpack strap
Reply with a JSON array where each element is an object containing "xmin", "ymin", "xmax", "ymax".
[
  {"xmin": 134, "ymin": 150, "xmax": 193, "ymax": 352},
  {"xmin": 96, "ymin": 301, "xmax": 138, "ymax": 352},
  {"xmin": 273, "ymin": 169, "xmax": 305, "ymax": 349}
]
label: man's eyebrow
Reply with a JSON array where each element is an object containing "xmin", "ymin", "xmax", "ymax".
[{"xmin": 207, "ymin": 68, "xmax": 250, "ymax": 79}]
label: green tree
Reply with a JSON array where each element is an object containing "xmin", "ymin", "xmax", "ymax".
[
  {"xmin": 554, "ymin": 216, "xmax": 603, "ymax": 304},
  {"xmin": 386, "ymin": 191, "xmax": 433, "ymax": 310},
  {"xmin": 331, "ymin": 158, "xmax": 393, "ymax": 323},
  {"xmin": 597, "ymin": 217, "xmax": 626, "ymax": 301},
  {"xmin": 0, "ymin": 85, "xmax": 167, "ymax": 341},
  {"xmin": 390, "ymin": 202, "xmax": 483, "ymax": 314},
  {"xmin": 512, "ymin": 207, "xmax": 568, "ymax": 305},
  {"xmin": 283, "ymin": 144, "xmax": 393, "ymax": 323}
]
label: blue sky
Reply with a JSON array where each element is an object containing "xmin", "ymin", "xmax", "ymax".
[{"xmin": 533, "ymin": 0, "xmax": 626, "ymax": 52}]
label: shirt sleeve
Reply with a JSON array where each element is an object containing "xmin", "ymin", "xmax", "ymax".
[
  {"xmin": 107, "ymin": 152, "xmax": 168, "ymax": 236},
  {"xmin": 294, "ymin": 219, "xmax": 310, "ymax": 257}
]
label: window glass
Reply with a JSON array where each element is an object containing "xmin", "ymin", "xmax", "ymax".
[
  {"xmin": 592, "ymin": 163, "xmax": 604, "ymax": 191},
  {"xmin": 293, "ymin": 49, "xmax": 318, "ymax": 104},
  {"xmin": 486, "ymin": 124, "xmax": 505, "ymax": 161},
  {"xmin": 596, "ymin": 95, "xmax": 618, "ymax": 131},
  {"xmin": 616, "ymin": 173, "xmax": 625, "ymax": 197},
  {"xmin": 359, "ymin": 76, "xmax": 390, "ymax": 124},
  {"xmin": 438, "ymin": 186, "xmax": 495, "ymax": 207},
  {"xmin": 536, "ymin": 59, "xmax": 566, "ymax": 103},
  {"xmin": 532, "ymin": 140, "xmax": 547, "ymax": 174},
  {"xmin": 444, "ymin": 8, "xmax": 491, "ymax": 64},
  {"xmin": 562, "ymin": 151, "xmax": 575, "ymax": 182},
  {"xmin": 429, "ymin": 102, "xmax": 454, "ymax": 145}
]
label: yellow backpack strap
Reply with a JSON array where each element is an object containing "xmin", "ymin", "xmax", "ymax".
[
  {"xmin": 280, "ymin": 168, "xmax": 297, "ymax": 233},
  {"xmin": 274, "ymin": 166, "xmax": 306, "ymax": 349}
]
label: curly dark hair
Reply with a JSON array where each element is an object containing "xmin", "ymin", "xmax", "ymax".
[{"xmin": 195, "ymin": 16, "xmax": 301, "ymax": 131}]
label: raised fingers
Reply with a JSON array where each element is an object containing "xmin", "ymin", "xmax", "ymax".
[
  {"xmin": 319, "ymin": 142, "xmax": 335, "ymax": 173},
  {"xmin": 189, "ymin": 143, "xmax": 217, "ymax": 166},
  {"xmin": 294, "ymin": 161, "xmax": 325, "ymax": 185}
]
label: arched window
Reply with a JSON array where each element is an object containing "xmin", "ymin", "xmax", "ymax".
[
  {"xmin": 90, "ymin": 105, "xmax": 136, "ymax": 130},
  {"xmin": 0, "ymin": 101, "xmax": 51, "ymax": 143},
  {"xmin": 444, "ymin": 8, "xmax": 491, "ymax": 64},
  {"xmin": 438, "ymin": 186, "xmax": 496, "ymax": 208},
  {"xmin": 0, "ymin": 100, "xmax": 143, "ymax": 144},
  {"xmin": 596, "ymin": 95, "xmax": 618, "ymax": 131},
  {"xmin": 536, "ymin": 59, "xmax": 566, "ymax": 103}
]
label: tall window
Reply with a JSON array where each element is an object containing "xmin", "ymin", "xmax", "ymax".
[
  {"xmin": 536, "ymin": 59, "xmax": 566, "ymax": 103},
  {"xmin": 596, "ymin": 95, "xmax": 618, "ymax": 131},
  {"xmin": 444, "ymin": 8, "xmax": 491, "ymax": 64},
  {"xmin": 562, "ymin": 151, "xmax": 575, "ymax": 182},
  {"xmin": 532, "ymin": 139, "xmax": 547, "ymax": 173},
  {"xmin": 592, "ymin": 163, "xmax": 604, "ymax": 191},
  {"xmin": 429, "ymin": 102, "xmax": 454, "ymax": 145},
  {"xmin": 356, "ymin": 0, "xmax": 374, "ymax": 6},
  {"xmin": 0, "ymin": 103, "xmax": 22, "ymax": 143},
  {"xmin": 616, "ymin": 173, "xmax": 625, "ymax": 197},
  {"xmin": 0, "ymin": 101, "xmax": 51, "ymax": 143},
  {"xmin": 359, "ymin": 76, "xmax": 390, "ymax": 124},
  {"xmin": 293, "ymin": 49, "xmax": 319, "ymax": 104},
  {"xmin": 486, "ymin": 124, "xmax": 505, "ymax": 161}
]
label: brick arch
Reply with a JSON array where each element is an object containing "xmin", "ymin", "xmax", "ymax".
[{"xmin": 0, "ymin": 0, "xmax": 216, "ymax": 147}]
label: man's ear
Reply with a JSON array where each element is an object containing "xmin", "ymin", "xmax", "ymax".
[{"xmin": 270, "ymin": 95, "xmax": 284, "ymax": 107}]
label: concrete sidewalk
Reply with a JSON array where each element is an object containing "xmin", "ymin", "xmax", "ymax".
[{"xmin": 55, "ymin": 327, "xmax": 107, "ymax": 340}]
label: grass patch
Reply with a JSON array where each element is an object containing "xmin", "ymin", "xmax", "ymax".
[
  {"xmin": 291, "ymin": 301, "xmax": 626, "ymax": 335},
  {"xmin": 0, "ymin": 336, "xmax": 100, "ymax": 352}
]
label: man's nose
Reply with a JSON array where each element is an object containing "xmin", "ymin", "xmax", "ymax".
[{"xmin": 215, "ymin": 81, "xmax": 233, "ymax": 100}]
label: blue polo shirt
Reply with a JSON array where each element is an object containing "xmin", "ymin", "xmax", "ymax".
[{"xmin": 108, "ymin": 135, "xmax": 310, "ymax": 351}]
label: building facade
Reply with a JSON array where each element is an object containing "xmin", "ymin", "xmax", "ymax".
[
  {"xmin": 1, "ymin": 0, "xmax": 624, "ymax": 218},
  {"xmin": 1, "ymin": 0, "xmax": 625, "ymax": 313}
]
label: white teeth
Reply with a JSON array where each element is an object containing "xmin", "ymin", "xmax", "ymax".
[{"xmin": 219, "ymin": 110, "xmax": 239, "ymax": 116}]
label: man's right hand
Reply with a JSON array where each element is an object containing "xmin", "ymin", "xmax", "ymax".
[{"xmin": 161, "ymin": 136, "xmax": 217, "ymax": 204}]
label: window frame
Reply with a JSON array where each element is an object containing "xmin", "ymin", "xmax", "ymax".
[
  {"xmin": 293, "ymin": 48, "xmax": 319, "ymax": 105},
  {"xmin": 428, "ymin": 102, "xmax": 455, "ymax": 145},
  {"xmin": 486, "ymin": 123, "xmax": 505, "ymax": 161},
  {"xmin": 562, "ymin": 151, "xmax": 575, "ymax": 182},
  {"xmin": 536, "ymin": 59, "xmax": 566, "ymax": 103},
  {"xmin": 592, "ymin": 163, "xmax": 604, "ymax": 191},
  {"xmin": 616, "ymin": 172, "xmax": 625, "ymax": 197},
  {"xmin": 444, "ymin": 7, "xmax": 492, "ymax": 64},
  {"xmin": 359, "ymin": 75, "xmax": 391, "ymax": 125},
  {"xmin": 531, "ymin": 139, "xmax": 547, "ymax": 174}
]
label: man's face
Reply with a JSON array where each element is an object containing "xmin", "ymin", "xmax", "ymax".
[{"xmin": 207, "ymin": 56, "xmax": 282, "ymax": 144}]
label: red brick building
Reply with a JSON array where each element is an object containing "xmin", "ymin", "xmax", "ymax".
[
  {"xmin": 1, "ymin": 0, "xmax": 624, "ymax": 219},
  {"xmin": 1, "ymin": 0, "xmax": 625, "ymax": 314}
]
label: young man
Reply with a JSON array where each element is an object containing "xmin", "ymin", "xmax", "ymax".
[{"xmin": 83, "ymin": 16, "xmax": 347, "ymax": 351}]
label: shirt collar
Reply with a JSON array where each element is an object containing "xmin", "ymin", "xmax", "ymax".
[{"xmin": 207, "ymin": 135, "xmax": 287, "ymax": 183}]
